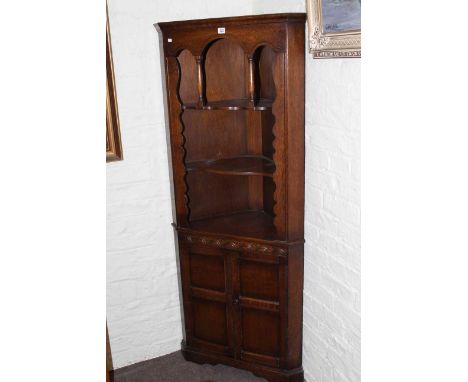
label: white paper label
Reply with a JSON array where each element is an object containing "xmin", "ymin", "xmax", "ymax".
[
  {"xmin": 217, "ymin": 27, "xmax": 225, "ymax": 34},
  {"xmin": 167, "ymin": 38, "xmax": 173, "ymax": 42}
]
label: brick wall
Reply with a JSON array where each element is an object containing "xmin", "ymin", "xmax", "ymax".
[{"xmin": 303, "ymin": 58, "xmax": 360, "ymax": 382}]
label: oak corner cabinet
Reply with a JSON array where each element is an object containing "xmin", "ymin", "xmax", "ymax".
[{"xmin": 156, "ymin": 13, "xmax": 306, "ymax": 382}]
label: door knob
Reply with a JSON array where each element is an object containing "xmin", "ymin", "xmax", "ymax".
[{"xmin": 233, "ymin": 297, "xmax": 239, "ymax": 306}]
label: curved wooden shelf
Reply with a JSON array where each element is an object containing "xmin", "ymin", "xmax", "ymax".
[
  {"xmin": 186, "ymin": 155, "xmax": 275, "ymax": 177},
  {"xmin": 189, "ymin": 210, "xmax": 278, "ymax": 240},
  {"xmin": 182, "ymin": 99, "xmax": 273, "ymax": 111}
]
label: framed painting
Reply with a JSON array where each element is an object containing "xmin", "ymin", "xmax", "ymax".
[
  {"xmin": 106, "ymin": 11, "xmax": 123, "ymax": 162},
  {"xmin": 306, "ymin": 0, "xmax": 361, "ymax": 58}
]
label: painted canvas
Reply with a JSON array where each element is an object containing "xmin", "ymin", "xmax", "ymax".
[
  {"xmin": 307, "ymin": 0, "xmax": 361, "ymax": 57},
  {"xmin": 322, "ymin": 0, "xmax": 361, "ymax": 33}
]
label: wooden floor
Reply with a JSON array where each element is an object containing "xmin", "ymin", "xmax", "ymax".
[{"xmin": 111, "ymin": 351, "xmax": 267, "ymax": 382}]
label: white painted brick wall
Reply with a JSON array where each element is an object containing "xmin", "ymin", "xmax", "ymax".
[
  {"xmin": 251, "ymin": 2, "xmax": 361, "ymax": 382},
  {"xmin": 106, "ymin": 0, "xmax": 253, "ymax": 369},
  {"xmin": 304, "ymin": 53, "xmax": 360, "ymax": 382},
  {"xmin": 107, "ymin": 1, "xmax": 360, "ymax": 379}
]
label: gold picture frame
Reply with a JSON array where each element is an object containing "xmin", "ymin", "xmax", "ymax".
[
  {"xmin": 106, "ymin": 11, "xmax": 123, "ymax": 162},
  {"xmin": 306, "ymin": 0, "xmax": 361, "ymax": 58}
]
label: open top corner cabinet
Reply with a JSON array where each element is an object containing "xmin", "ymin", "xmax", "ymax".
[{"xmin": 156, "ymin": 13, "xmax": 306, "ymax": 382}]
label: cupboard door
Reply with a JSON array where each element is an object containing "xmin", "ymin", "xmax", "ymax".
[
  {"xmin": 180, "ymin": 244, "xmax": 235, "ymax": 356},
  {"xmin": 233, "ymin": 253, "xmax": 287, "ymax": 368}
]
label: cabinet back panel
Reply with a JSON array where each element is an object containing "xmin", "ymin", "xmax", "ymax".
[
  {"xmin": 205, "ymin": 39, "xmax": 247, "ymax": 102},
  {"xmin": 257, "ymin": 46, "xmax": 276, "ymax": 101},
  {"xmin": 263, "ymin": 177, "xmax": 275, "ymax": 216},
  {"xmin": 187, "ymin": 172, "xmax": 250, "ymax": 219},
  {"xmin": 183, "ymin": 110, "xmax": 247, "ymax": 161}
]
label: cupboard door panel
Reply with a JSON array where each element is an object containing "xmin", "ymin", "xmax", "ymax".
[
  {"xmin": 183, "ymin": 244, "xmax": 236, "ymax": 357},
  {"xmin": 241, "ymin": 309, "xmax": 279, "ymax": 356},
  {"xmin": 190, "ymin": 251, "xmax": 225, "ymax": 292},
  {"xmin": 192, "ymin": 299, "xmax": 228, "ymax": 346},
  {"xmin": 240, "ymin": 260, "xmax": 279, "ymax": 301},
  {"xmin": 240, "ymin": 308, "xmax": 280, "ymax": 367},
  {"xmin": 234, "ymin": 253, "xmax": 285, "ymax": 368}
]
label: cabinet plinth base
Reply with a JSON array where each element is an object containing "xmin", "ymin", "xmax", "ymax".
[{"xmin": 182, "ymin": 342, "xmax": 304, "ymax": 382}]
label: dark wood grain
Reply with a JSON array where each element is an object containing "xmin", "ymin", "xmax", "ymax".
[
  {"xmin": 205, "ymin": 39, "xmax": 246, "ymax": 102},
  {"xmin": 177, "ymin": 50, "xmax": 198, "ymax": 104},
  {"xmin": 190, "ymin": 210, "xmax": 277, "ymax": 240},
  {"xmin": 186, "ymin": 155, "xmax": 275, "ymax": 177},
  {"xmin": 182, "ymin": 99, "xmax": 273, "ymax": 111},
  {"xmin": 157, "ymin": 13, "xmax": 305, "ymax": 382}
]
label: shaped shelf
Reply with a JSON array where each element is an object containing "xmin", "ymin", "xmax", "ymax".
[
  {"xmin": 190, "ymin": 210, "xmax": 278, "ymax": 240},
  {"xmin": 182, "ymin": 99, "xmax": 273, "ymax": 111},
  {"xmin": 186, "ymin": 155, "xmax": 275, "ymax": 177}
]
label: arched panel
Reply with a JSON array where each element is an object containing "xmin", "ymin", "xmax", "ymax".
[
  {"xmin": 177, "ymin": 49, "xmax": 198, "ymax": 104},
  {"xmin": 256, "ymin": 45, "xmax": 277, "ymax": 101},
  {"xmin": 205, "ymin": 39, "xmax": 247, "ymax": 102}
]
